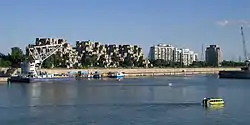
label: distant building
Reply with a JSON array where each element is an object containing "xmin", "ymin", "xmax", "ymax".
[
  {"xmin": 181, "ymin": 49, "xmax": 198, "ymax": 66},
  {"xmin": 148, "ymin": 44, "xmax": 198, "ymax": 66},
  {"xmin": 173, "ymin": 48, "xmax": 182, "ymax": 62},
  {"xmin": 149, "ymin": 44, "xmax": 175, "ymax": 61},
  {"xmin": 76, "ymin": 40, "xmax": 144, "ymax": 67},
  {"xmin": 205, "ymin": 45, "xmax": 222, "ymax": 66},
  {"xmin": 26, "ymin": 38, "xmax": 147, "ymax": 68},
  {"xmin": 25, "ymin": 38, "xmax": 149, "ymax": 68}
]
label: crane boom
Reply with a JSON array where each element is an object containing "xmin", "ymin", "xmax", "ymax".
[
  {"xmin": 241, "ymin": 26, "xmax": 248, "ymax": 61},
  {"xmin": 26, "ymin": 42, "xmax": 65, "ymax": 77}
]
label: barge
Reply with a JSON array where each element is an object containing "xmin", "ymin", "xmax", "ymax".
[
  {"xmin": 218, "ymin": 66, "xmax": 250, "ymax": 79},
  {"xmin": 8, "ymin": 75, "xmax": 75, "ymax": 83},
  {"xmin": 218, "ymin": 26, "xmax": 250, "ymax": 79},
  {"xmin": 8, "ymin": 62, "xmax": 75, "ymax": 83},
  {"xmin": 218, "ymin": 60, "xmax": 250, "ymax": 79}
]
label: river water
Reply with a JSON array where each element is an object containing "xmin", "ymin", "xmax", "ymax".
[{"xmin": 0, "ymin": 75, "xmax": 249, "ymax": 124}]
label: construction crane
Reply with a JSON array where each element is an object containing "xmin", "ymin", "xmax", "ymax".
[
  {"xmin": 241, "ymin": 26, "xmax": 248, "ymax": 61},
  {"xmin": 26, "ymin": 42, "xmax": 65, "ymax": 77}
]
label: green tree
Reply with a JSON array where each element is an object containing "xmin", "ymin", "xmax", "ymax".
[
  {"xmin": 52, "ymin": 52, "xmax": 65, "ymax": 68},
  {"xmin": 91, "ymin": 54, "xmax": 98, "ymax": 66},
  {"xmin": 10, "ymin": 47, "xmax": 25, "ymax": 67},
  {"xmin": 150, "ymin": 59, "xmax": 173, "ymax": 67},
  {"xmin": 61, "ymin": 54, "xmax": 69, "ymax": 67},
  {"xmin": 123, "ymin": 56, "xmax": 133, "ymax": 67},
  {"xmin": 81, "ymin": 55, "xmax": 92, "ymax": 67},
  {"xmin": 111, "ymin": 53, "xmax": 120, "ymax": 62},
  {"xmin": 221, "ymin": 60, "xmax": 245, "ymax": 67},
  {"xmin": 189, "ymin": 61, "xmax": 207, "ymax": 67},
  {"xmin": 0, "ymin": 53, "xmax": 11, "ymax": 67},
  {"xmin": 133, "ymin": 59, "xmax": 139, "ymax": 67},
  {"xmin": 0, "ymin": 59, "xmax": 11, "ymax": 67},
  {"xmin": 43, "ymin": 57, "xmax": 53, "ymax": 68},
  {"xmin": 85, "ymin": 57, "xmax": 92, "ymax": 67},
  {"xmin": 111, "ymin": 53, "xmax": 120, "ymax": 67},
  {"xmin": 98, "ymin": 55, "xmax": 106, "ymax": 67},
  {"xmin": 172, "ymin": 62, "xmax": 184, "ymax": 68},
  {"xmin": 138, "ymin": 56, "xmax": 144, "ymax": 67},
  {"xmin": 153, "ymin": 59, "xmax": 163, "ymax": 67}
]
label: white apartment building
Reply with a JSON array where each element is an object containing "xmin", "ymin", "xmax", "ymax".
[
  {"xmin": 149, "ymin": 44, "xmax": 198, "ymax": 66},
  {"xmin": 181, "ymin": 49, "xmax": 198, "ymax": 66},
  {"xmin": 173, "ymin": 48, "xmax": 182, "ymax": 62},
  {"xmin": 149, "ymin": 44, "xmax": 175, "ymax": 61}
]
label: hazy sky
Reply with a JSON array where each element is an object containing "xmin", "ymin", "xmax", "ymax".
[{"xmin": 0, "ymin": 0, "xmax": 250, "ymax": 60}]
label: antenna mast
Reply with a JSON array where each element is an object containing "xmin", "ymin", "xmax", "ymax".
[
  {"xmin": 241, "ymin": 26, "xmax": 248, "ymax": 61},
  {"xmin": 201, "ymin": 43, "xmax": 204, "ymax": 61}
]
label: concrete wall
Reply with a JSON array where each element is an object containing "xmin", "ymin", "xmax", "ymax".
[
  {"xmin": 0, "ymin": 77, "xmax": 8, "ymax": 82},
  {"xmin": 0, "ymin": 67, "xmax": 241, "ymax": 75},
  {"xmin": 0, "ymin": 67, "xmax": 242, "ymax": 82},
  {"xmin": 40, "ymin": 67, "xmax": 241, "ymax": 74}
]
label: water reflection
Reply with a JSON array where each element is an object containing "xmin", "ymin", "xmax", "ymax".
[
  {"xmin": 205, "ymin": 78, "xmax": 219, "ymax": 98},
  {"xmin": 19, "ymin": 82, "xmax": 80, "ymax": 106},
  {"xmin": 204, "ymin": 105, "xmax": 225, "ymax": 111},
  {"xmin": 29, "ymin": 83, "xmax": 42, "ymax": 106},
  {"xmin": 148, "ymin": 86, "xmax": 154, "ymax": 102}
]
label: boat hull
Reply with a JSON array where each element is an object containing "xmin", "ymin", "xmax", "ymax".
[
  {"xmin": 93, "ymin": 74, "xmax": 102, "ymax": 78},
  {"xmin": 32, "ymin": 77, "xmax": 75, "ymax": 82},
  {"xmin": 218, "ymin": 70, "xmax": 250, "ymax": 79},
  {"xmin": 108, "ymin": 75, "xmax": 125, "ymax": 78},
  {"xmin": 9, "ymin": 76, "xmax": 75, "ymax": 83},
  {"xmin": 8, "ymin": 77, "xmax": 31, "ymax": 83}
]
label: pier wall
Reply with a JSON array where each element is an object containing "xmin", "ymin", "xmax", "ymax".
[
  {"xmin": 0, "ymin": 67, "xmax": 242, "ymax": 82},
  {"xmin": 0, "ymin": 67, "xmax": 242, "ymax": 76},
  {"xmin": 0, "ymin": 77, "xmax": 8, "ymax": 82},
  {"xmin": 41, "ymin": 67, "xmax": 241, "ymax": 76}
]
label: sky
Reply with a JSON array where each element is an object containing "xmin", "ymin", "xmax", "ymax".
[{"xmin": 0, "ymin": 0, "xmax": 250, "ymax": 60}]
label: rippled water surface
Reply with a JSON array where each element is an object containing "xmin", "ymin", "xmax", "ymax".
[{"xmin": 0, "ymin": 75, "xmax": 249, "ymax": 124}]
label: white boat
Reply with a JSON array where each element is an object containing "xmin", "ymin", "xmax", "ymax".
[
  {"xmin": 87, "ymin": 74, "xmax": 93, "ymax": 78},
  {"xmin": 109, "ymin": 72, "xmax": 125, "ymax": 78}
]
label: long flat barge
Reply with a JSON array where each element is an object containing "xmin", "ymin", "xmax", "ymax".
[
  {"xmin": 218, "ymin": 70, "xmax": 250, "ymax": 79},
  {"xmin": 8, "ymin": 76, "xmax": 76, "ymax": 83},
  {"xmin": 218, "ymin": 66, "xmax": 250, "ymax": 79}
]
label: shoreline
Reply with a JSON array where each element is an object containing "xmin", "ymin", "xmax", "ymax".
[
  {"xmin": 0, "ymin": 67, "xmax": 240, "ymax": 82},
  {"xmin": 40, "ymin": 67, "xmax": 241, "ymax": 75},
  {"xmin": 0, "ymin": 77, "xmax": 8, "ymax": 83}
]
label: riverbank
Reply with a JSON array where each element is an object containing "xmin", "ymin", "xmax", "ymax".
[
  {"xmin": 0, "ymin": 67, "xmax": 241, "ymax": 82},
  {"xmin": 41, "ymin": 67, "xmax": 241, "ymax": 76},
  {"xmin": 0, "ymin": 77, "xmax": 8, "ymax": 83}
]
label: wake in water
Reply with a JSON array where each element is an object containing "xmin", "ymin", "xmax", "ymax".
[{"xmin": 0, "ymin": 102, "xmax": 202, "ymax": 109}]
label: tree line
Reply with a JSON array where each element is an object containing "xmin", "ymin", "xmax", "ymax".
[
  {"xmin": 0, "ymin": 47, "xmax": 25, "ymax": 68},
  {"xmin": 149, "ymin": 59, "xmax": 246, "ymax": 68}
]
